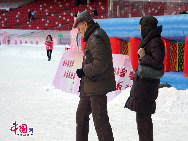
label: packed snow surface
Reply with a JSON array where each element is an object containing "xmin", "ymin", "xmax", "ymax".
[{"xmin": 0, "ymin": 45, "xmax": 188, "ymax": 141}]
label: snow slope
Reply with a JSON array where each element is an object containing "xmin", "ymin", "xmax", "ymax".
[{"xmin": 0, "ymin": 44, "xmax": 188, "ymax": 141}]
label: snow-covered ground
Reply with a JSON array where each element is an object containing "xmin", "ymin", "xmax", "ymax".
[{"xmin": 0, "ymin": 44, "xmax": 188, "ymax": 141}]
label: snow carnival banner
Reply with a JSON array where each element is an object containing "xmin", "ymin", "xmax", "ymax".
[{"xmin": 53, "ymin": 50, "xmax": 133, "ymax": 101}]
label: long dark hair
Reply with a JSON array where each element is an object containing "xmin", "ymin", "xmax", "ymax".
[{"xmin": 46, "ymin": 35, "xmax": 53, "ymax": 41}]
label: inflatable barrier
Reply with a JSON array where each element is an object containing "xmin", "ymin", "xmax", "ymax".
[
  {"xmin": 110, "ymin": 37, "xmax": 122, "ymax": 54},
  {"xmin": 184, "ymin": 37, "xmax": 188, "ymax": 77},
  {"xmin": 81, "ymin": 36, "xmax": 122, "ymax": 54},
  {"xmin": 95, "ymin": 15, "xmax": 188, "ymax": 41},
  {"xmin": 78, "ymin": 15, "xmax": 188, "ymax": 81},
  {"xmin": 161, "ymin": 38, "xmax": 170, "ymax": 72},
  {"xmin": 130, "ymin": 37, "xmax": 140, "ymax": 72},
  {"xmin": 94, "ymin": 15, "xmax": 188, "ymax": 78}
]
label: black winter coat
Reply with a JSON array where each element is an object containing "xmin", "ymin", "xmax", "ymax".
[
  {"xmin": 80, "ymin": 22, "xmax": 116, "ymax": 97},
  {"xmin": 125, "ymin": 26, "xmax": 165, "ymax": 114},
  {"xmin": 28, "ymin": 11, "xmax": 31, "ymax": 18}
]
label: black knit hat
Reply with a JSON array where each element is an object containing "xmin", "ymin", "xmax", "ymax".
[{"xmin": 139, "ymin": 15, "xmax": 158, "ymax": 38}]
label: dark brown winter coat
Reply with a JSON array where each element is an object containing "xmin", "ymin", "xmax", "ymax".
[
  {"xmin": 125, "ymin": 26, "xmax": 165, "ymax": 114},
  {"xmin": 80, "ymin": 22, "xmax": 116, "ymax": 97}
]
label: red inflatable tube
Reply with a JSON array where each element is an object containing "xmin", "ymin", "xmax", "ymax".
[
  {"xmin": 130, "ymin": 37, "xmax": 140, "ymax": 71},
  {"xmin": 184, "ymin": 37, "xmax": 188, "ymax": 77},
  {"xmin": 110, "ymin": 37, "xmax": 122, "ymax": 54},
  {"xmin": 161, "ymin": 38, "xmax": 170, "ymax": 72},
  {"xmin": 81, "ymin": 36, "xmax": 86, "ymax": 51},
  {"xmin": 81, "ymin": 37, "xmax": 122, "ymax": 54}
]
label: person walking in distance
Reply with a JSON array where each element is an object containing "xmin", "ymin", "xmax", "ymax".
[
  {"xmin": 28, "ymin": 9, "xmax": 31, "ymax": 22},
  {"xmin": 45, "ymin": 35, "xmax": 53, "ymax": 61},
  {"xmin": 31, "ymin": 11, "xmax": 36, "ymax": 21},
  {"xmin": 74, "ymin": 11, "xmax": 116, "ymax": 141},
  {"xmin": 125, "ymin": 15, "xmax": 165, "ymax": 141}
]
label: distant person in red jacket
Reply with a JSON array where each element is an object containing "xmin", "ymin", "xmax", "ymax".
[{"xmin": 45, "ymin": 35, "xmax": 53, "ymax": 61}]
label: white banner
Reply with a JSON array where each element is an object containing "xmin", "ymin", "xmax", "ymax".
[{"xmin": 53, "ymin": 50, "xmax": 133, "ymax": 101}]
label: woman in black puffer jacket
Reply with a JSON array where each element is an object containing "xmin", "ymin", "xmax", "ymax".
[{"xmin": 125, "ymin": 15, "xmax": 165, "ymax": 141}]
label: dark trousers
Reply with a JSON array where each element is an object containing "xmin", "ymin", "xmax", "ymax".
[
  {"xmin": 31, "ymin": 15, "xmax": 34, "ymax": 20},
  {"xmin": 47, "ymin": 50, "xmax": 52, "ymax": 61},
  {"xmin": 136, "ymin": 113, "xmax": 153, "ymax": 141},
  {"xmin": 76, "ymin": 94, "xmax": 114, "ymax": 141},
  {"xmin": 28, "ymin": 17, "xmax": 31, "ymax": 22}
]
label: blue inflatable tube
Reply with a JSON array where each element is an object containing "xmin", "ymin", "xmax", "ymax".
[{"xmin": 94, "ymin": 15, "xmax": 188, "ymax": 41}]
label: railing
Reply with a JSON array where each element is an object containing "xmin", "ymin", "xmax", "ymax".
[{"xmin": 108, "ymin": 0, "xmax": 188, "ymax": 18}]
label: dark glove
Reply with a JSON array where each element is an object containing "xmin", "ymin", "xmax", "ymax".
[{"xmin": 76, "ymin": 69, "xmax": 85, "ymax": 78}]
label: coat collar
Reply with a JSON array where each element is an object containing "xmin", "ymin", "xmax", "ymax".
[
  {"xmin": 83, "ymin": 22, "xmax": 100, "ymax": 42},
  {"xmin": 139, "ymin": 25, "xmax": 162, "ymax": 49}
]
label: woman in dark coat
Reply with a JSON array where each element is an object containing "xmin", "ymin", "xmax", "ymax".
[{"xmin": 125, "ymin": 15, "xmax": 165, "ymax": 141}]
